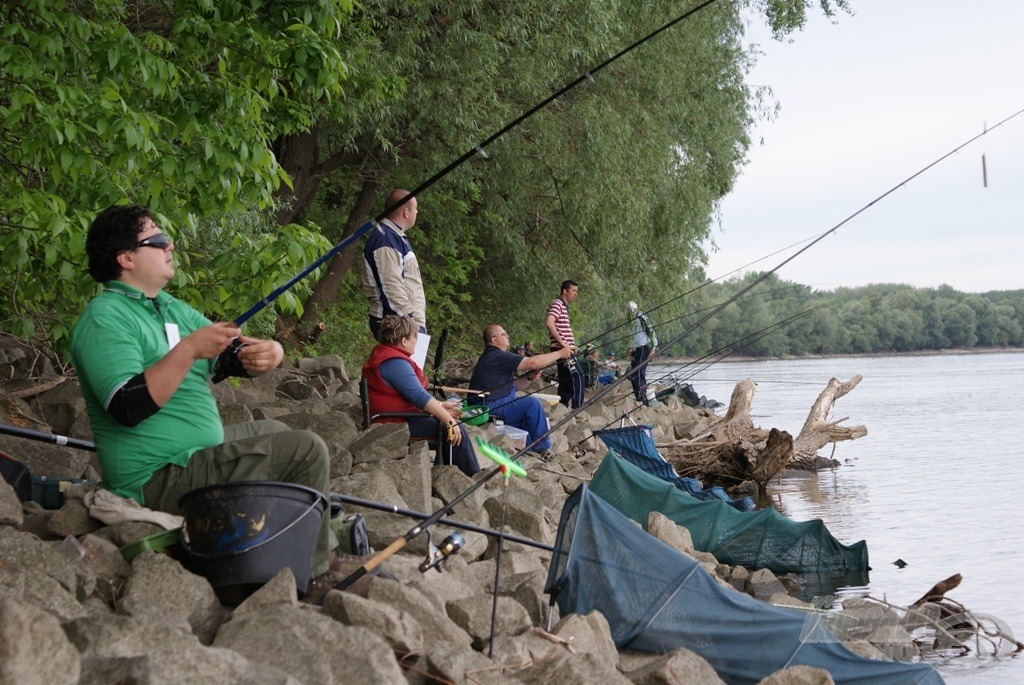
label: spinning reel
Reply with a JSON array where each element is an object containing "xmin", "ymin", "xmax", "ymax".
[{"xmin": 419, "ymin": 528, "xmax": 466, "ymax": 573}]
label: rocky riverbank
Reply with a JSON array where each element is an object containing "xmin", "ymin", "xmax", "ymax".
[{"xmin": 1, "ymin": 336, "xmax": 890, "ymax": 684}]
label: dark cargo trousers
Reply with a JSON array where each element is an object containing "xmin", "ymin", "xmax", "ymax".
[{"xmin": 143, "ymin": 420, "xmax": 332, "ymax": 577}]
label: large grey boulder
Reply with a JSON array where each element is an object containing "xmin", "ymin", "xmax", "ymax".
[
  {"xmin": 756, "ymin": 665, "xmax": 835, "ymax": 685},
  {"xmin": 509, "ymin": 652, "xmax": 632, "ymax": 685},
  {"xmin": 646, "ymin": 511, "xmax": 694, "ymax": 553},
  {"xmin": 0, "ymin": 478, "xmax": 23, "ymax": 527},
  {"xmin": 371, "ymin": 451, "xmax": 432, "ymax": 512},
  {"xmin": 296, "ymin": 354, "xmax": 349, "ymax": 382},
  {"xmin": 367, "ymin": 577, "xmax": 473, "ymax": 650},
  {"xmin": 232, "ymin": 567, "xmax": 298, "ymax": 614},
  {"xmin": 747, "ymin": 568, "xmax": 788, "ymax": 602},
  {"xmin": 502, "ymin": 568, "xmax": 553, "ymax": 625},
  {"xmin": 431, "ymin": 465, "xmax": 490, "ymax": 527},
  {"xmin": 0, "ymin": 526, "xmax": 95, "ymax": 600},
  {"xmin": 551, "ymin": 611, "xmax": 619, "ymax": 672},
  {"xmin": 423, "ymin": 640, "xmax": 525, "ymax": 685},
  {"xmin": 483, "ymin": 488, "xmax": 551, "ymax": 543},
  {"xmin": 81, "ymin": 533, "xmax": 131, "ymax": 584},
  {"xmin": 323, "ymin": 590, "xmax": 424, "ymax": 655},
  {"xmin": 46, "ymin": 498, "xmax": 103, "ymax": 537},
  {"xmin": 623, "ymin": 646, "xmax": 725, "ymax": 684},
  {"xmin": 0, "ymin": 595, "xmax": 81, "ymax": 685},
  {"xmin": 214, "ymin": 604, "xmax": 406, "ymax": 685},
  {"xmin": 350, "ymin": 423, "xmax": 410, "ymax": 465},
  {"xmin": 34, "ymin": 378, "xmax": 89, "ymax": 435},
  {"xmin": 0, "ymin": 436, "xmax": 93, "ymax": 480},
  {"xmin": 332, "ymin": 470, "xmax": 409, "ymax": 513},
  {"xmin": 446, "ymin": 594, "xmax": 531, "ymax": 650},
  {"xmin": 66, "ymin": 612, "xmax": 291, "ymax": 685},
  {"xmin": 0, "ymin": 567, "xmax": 91, "ymax": 622},
  {"xmin": 119, "ymin": 551, "xmax": 223, "ymax": 644}
]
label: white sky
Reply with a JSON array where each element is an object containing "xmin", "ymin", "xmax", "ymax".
[{"xmin": 706, "ymin": 0, "xmax": 1024, "ymax": 294}]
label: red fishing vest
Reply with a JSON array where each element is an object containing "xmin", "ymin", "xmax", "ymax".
[{"xmin": 362, "ymin": 344, "xmax": 428, "ymax": 422}]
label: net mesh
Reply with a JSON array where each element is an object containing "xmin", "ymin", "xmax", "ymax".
[
  {"xmin": 597, "ymin": 425, "xmax": 755, "ymax": 510},
  {"xmin": 545, "ymin": 485, "xmax": 943, "ymax": 685},
  {"xmin": 590, "ymin": 448, "xmax": 869, "ymax": 573}
]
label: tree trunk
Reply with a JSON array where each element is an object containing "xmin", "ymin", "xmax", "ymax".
[
  {"xmin": 662, "ymin": 375, "xmax": 867, "ymax": 492},
  {"xmin": 273, "ymin": 126, "xmax": 321, "ymax": 226},
  {"xmin": 289, "ymin": 177, "xmax": 382, "ymax": 340},
  {"xmin": 789, "ymin": 375, "xmax": 867, "ymax": 470}
]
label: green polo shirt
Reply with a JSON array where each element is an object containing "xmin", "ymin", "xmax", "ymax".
[{"xmin": 70, "ymin": 282, "xmax": 224, "ymax": 503}]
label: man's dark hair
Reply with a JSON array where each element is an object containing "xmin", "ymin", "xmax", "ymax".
[
  {"xmin": 86, "ymin": 204, "xmax": 154, "ymax": 283},
  {"xmin": 560, "ymin": 279, "xmax": 578, "ymax": 294}
]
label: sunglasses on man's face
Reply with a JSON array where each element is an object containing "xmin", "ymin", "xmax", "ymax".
[{"xmin": 135, "ymin": 233, "xmax": 172, "ymax": 250}]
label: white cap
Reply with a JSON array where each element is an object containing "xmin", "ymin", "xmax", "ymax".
[{"xmin": 628, "ymin": 301, "xmax": 638, "ymax": 312}]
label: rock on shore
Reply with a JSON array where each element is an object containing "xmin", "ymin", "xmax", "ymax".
[{"xmin": 1, "ymin": 339, "xmax": 845, "ymax": 684}]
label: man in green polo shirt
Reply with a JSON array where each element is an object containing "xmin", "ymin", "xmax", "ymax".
[{"xmin": 69, "ymin": 204, "xmax": 333, "ymax": 580}]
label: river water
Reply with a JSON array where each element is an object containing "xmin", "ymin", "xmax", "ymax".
[{"xmin": 653, "ymin": 351, "xmax": 1024, "ymax": 683}]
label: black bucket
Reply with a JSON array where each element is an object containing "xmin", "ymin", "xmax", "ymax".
[{"xmin": 178, "ymin": 481, "xmax": 327, "ymax": 605}]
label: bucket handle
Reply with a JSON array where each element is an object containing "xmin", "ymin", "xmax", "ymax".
[{"xmin": 181, "ymin": 495, "xmax": 324, "ymax": 561}]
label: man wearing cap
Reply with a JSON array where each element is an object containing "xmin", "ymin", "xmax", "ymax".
[
  {"xmin": 468, "ymin": 324, "xmax": 572, "ymax": 460},
  {"xmin": 627, "ymin": 301, "xmax": 658, "ymax": 406}
]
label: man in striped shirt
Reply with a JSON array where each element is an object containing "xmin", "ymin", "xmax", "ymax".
[{"xmin": 546, "ymin": 280, "xmax": 584, "ymax": 408}]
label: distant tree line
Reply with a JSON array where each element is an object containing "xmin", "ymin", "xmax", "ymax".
[{"xmin": 631, "ymin": 274, "xmax": 1024, "ymax": 359}]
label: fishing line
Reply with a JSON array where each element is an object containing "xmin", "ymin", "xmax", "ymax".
[
  {"xmin": 590, "ymin": 303, "xmax": 833, "ymax": 438},
  {"xmin": 233, "ymin": 0, "xmax": 724, "ymax": 326},
  {"xmin": 583, "ymin": 281, "xmax": 817, "ymax": 354},
  {"xmin": 339, "ymin": 104, "xmax": 1024, "ymax": 591},
  {"xmin": 445, "ymin": 281, "xmax": 826, "ymax": 431}
]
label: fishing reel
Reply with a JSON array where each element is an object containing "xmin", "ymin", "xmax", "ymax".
[
  {"xmin": 211, "ymin": 338, "xmax": 250, "ymax": 383},
  {"xmin": 419, "ymin": 529, "xmax": 466, "ymax": 573}
]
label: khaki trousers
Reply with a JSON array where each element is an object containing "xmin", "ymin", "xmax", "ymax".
[{"xmin": 143, "ymin": 420, "xmax": 332, "ymax": 576}]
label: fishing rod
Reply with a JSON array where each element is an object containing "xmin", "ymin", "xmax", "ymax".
[
  {"xmin": 446, "ymin": 282, "xmax": 825, "ymax": 433},
  {"xmin": 337, "ymin": 103, "xmax": 1024, "ymax": 591},
  {"xmin": 0, "ymin": 423, "xmax": 96, "ymax": 452},
  {"xmin": 584, "ymin": 302, "xmax": 834, "ymax": 441},
  {"xmin": 580, "ymin": 280, "xmax": 815, "ymax": 355},
  {"xmin": 0, "ymin": 421, "xmax": 555, "ymax": 553},
  {"xmin": 232, "ymin": 0, "xmax": 723, "ymax": 327},
  {"xmin": 331, "ymin": 493, "xmax": 554, "ymax": 552}
]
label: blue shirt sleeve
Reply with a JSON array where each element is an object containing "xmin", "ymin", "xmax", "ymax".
[{"xmin": 379, "ymin": 358, "xmax": 432, "ymax": 410}]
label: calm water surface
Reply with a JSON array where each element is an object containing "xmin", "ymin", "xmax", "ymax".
[{"xmin": 655, "ymin": 351, "xmax": 1024, "ymax": 683}]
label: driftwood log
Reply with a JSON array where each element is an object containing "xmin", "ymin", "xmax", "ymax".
[{"xmin": 660, "ymin": 376, "xmax": 867, "ymax": 494}]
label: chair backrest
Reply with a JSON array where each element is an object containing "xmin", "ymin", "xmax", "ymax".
[{"xmin": 359, "ymin": 377, "xmax": 370, "ymax": 430}]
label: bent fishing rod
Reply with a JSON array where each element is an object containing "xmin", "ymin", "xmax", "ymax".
[
  {"xmin": 581, "ymin": 303, "xmax": 834, "ymax": 443},
  {"xmin": 232, "ymin": 0, "xmax": 723, "ymax": 327},
  {"xmin": 445, "ymin": 281, "xmax": 822, "ymax": 430},
  {"xmin": 336, "ymin": 103, "xmax": 1024, "ymax": 591}
]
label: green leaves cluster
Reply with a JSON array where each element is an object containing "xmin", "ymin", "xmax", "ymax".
[
  {"xmin": 2, "ymin": 0, "xmax": 854, "ymax": 367},
  {"xmin": 1, "ymin": 0, "xmax": 354, "ymax": 344},
  {"xmin": 654, "ymin": 274, "xmax": 1024, "ymax": 358}
]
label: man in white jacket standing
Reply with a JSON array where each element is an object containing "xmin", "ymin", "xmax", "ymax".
[{"xmin": 361, "ymin": 189, "xmax": 427, "ymax": 339}]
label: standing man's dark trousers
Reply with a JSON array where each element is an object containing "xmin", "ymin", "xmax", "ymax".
[
  {"xmin": 557, "ymin": 356, "xmax": 585, "ymax": 409},
  {"xmin": 630, "ymin": 344, "xmax": 651, "ymax": 405}
]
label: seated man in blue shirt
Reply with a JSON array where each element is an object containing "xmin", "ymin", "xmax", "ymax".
[{"xmin": 468, "ymin": 324, "xmax": 572, "ymax": 460}]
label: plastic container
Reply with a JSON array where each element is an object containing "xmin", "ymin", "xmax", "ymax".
[
  {"xmin": 460, "ymin": 401, "xmax": 490, "ymax": 426},
  {"xmin": 119, "ymin": 528, "xmax": 183, "ymax": 562},
  {"xmin": 496, "ymin": 424, "xmax": 529, "ymax": 449},
  {"xmin": 178, "ymin": 482, "xmax": 327, "ymax": 605},
  {"xmin": 31, "ymin": 476, "xmax": 90, "ymax": 509}
]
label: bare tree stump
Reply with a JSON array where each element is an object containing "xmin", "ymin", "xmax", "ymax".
[
  {"xmin": 789, "ymin": 375, "xmax": 867, "ymax": 470},
  {"xmin": 661, "ymin": 375, "xmax": 867, "ymax": 492}
]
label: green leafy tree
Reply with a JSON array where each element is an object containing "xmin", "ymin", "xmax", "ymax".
[{"xmin": 1, "ymin": 0, "xmax": 354, "ymax": 344}]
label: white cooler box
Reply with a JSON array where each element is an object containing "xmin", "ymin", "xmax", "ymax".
[{"xmin": 495, "ymin": 424, "xmax": 529, "ymax": 450}]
